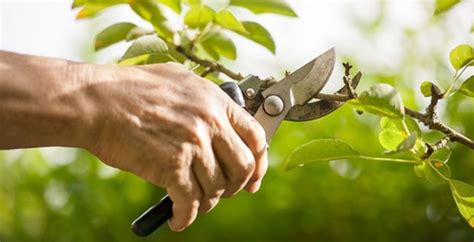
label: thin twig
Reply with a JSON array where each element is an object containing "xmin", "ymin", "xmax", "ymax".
[
  {"xmin": 426, "ymin": 84, "xmax": 443, "ymax": 120},
  {"xmin": 342, "ymin": 62, "xmax": 357, "ymax": 98},
  {"xmin": 175, "ymin": 46, "xmax": 244, "ymax": 81},
  {"xmin": 314, "ymin": 93, "xmax": 350, "ymax": 102},
  {"xmin": 422, "ymin": 136, "xmax": 451, "ymax": 159},
  {"xmin": 200, "ymin": 67, "xmax": 214, "ymax": 78}
]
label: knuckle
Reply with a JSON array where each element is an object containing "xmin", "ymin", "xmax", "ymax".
[
  {"xmin": 207, "ymin": 186, "xmax": 225, "ymax": 199},
  {"xmin": 249, "ymin": 120, "xmax": 266, "ymax": 147},
  {"xmin": 189, "ymin": 199, "xmax": 200, "ymax": 211},
  {"xmin": 199, "ymin": 197, "xmax": 219, "ymax": 213}
]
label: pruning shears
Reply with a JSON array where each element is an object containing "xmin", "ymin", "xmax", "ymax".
[{"xmin": 131, "ymin": 48, "xmax": 361, "ymax": 236}]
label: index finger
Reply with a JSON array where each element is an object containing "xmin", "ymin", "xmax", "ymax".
[{"xmin": 226, "ymin": 104, "xmax": 268, "ymax": 193}]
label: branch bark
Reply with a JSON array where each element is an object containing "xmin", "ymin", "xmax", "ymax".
[{"xmin": 175, "ymin": 46, "xmax": 244, "ymax": 81}]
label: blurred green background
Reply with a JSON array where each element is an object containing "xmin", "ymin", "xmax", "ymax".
[{"xmin": 1, "ymin": 0, "xmax": 473, "ymax": 241}]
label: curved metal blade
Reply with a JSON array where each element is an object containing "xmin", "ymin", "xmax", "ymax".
[
  {"xmin": 253, "ymin": 48, "xmax": 336, "ymax": 140},
  {"xmin": 285, "ymin": 72, "xmax": 361, "ymax": 121},
  {"xmin": 260, "ymin": 48, "xmax": 336, "ymax": 104}
]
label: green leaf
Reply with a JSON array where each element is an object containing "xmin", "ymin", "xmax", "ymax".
[
  {"xmin": 150, "ymin": 13, "xmax": 174, "ymax": 40},
  {"xmin": 130, "ymin": 0, "xmax": 164, "ymax": 22},
  {"xmin": 459, "ymin": 76, "xmax": 474, "ymax": 97},
  {"xmin": 424, "ymin": 160, "xmax": 451, "ymax": 184},
  {"xmin": 378, "ymin": 128, "xmax": 406, "ymax": 152},
  {"xmin": 420, "ymin": 81, "xmax": 433, "ymax": 97},
  {"xmin": 76, "ymin": 3, "xmax": 114, "ymax": 19},
  {"xmin": 129, "ymin": 0, "xmax": 173, "ymax": 39},
  {"xmin": 126, "ymin": 27, "xmax": 154, "ymax": 41},
  {"xmin": 200, "ymin": 31, "xmax": 237, "ymax": 60},
  {"xmin": 235, "ymin": 21, "xmax": 275, "ymax": 54},
  {"xmin": 184, "ymin": 5, "xmax": 216, "ymax": 28},
  {"xmin": 350, "ymin": 84, "xmax": 405, "ymax": 119},
  {"xmin": 397, "ymin": 132, "xmax": 417, "ymax": 152},
  {"xmin": 378, "ymin": 117, "xmax": 422, "ymax": 154},
  {"xmin": 229, "ymin": 0, "xmax": 297, "ymax": 17},
  {"xmin": 72, "ymin": 0, "xmax": 87, "ymax": 8},
  {"xmin": 449, "ymin": 44, "xmax": 474, "ymax": 71},
  {"xmin": 215, "ymin": 10, "xmax": 247, "ymax": 34},
  {"xmin": 183, "ymin": 0, "xmax": 201, "ymax": 5},
  {"xmin": 158, "ymin": 0, "xmax": 181, "ymax": 13},
  {"xmin": 95, "ymin": 22, "xmax": 137, "ymax": 50},
  {"xmin": 430, "ymin": 147, "xmax": 451, "ymax": 163},
  {"xmin": 119, "ymin": 52, "xmax": 175, "ymax": 65},
  {"xmin": 449, "ymin": 179, "xmax": 474, "ymax": 228},
  {"xmin": 285, "ymin": 139, "xmax": 360, "ymax": 171},
  {"xmin": 414, "ymin": 163, "xmax": 425, "ymax": 178},
  {"xmin": 121, "ymin": 35, "xmax": 168, "ymax": 60},
  {"xmin": 285, "ymin": 139, "xmax": 418, "ymax": 171},
  {"xmin": 434, "ymin": 0, "xmax": 461, "ymax": 15},
  {"xmin": 118, "ymin": 54, "xmax": 150, "ymax": 65}
]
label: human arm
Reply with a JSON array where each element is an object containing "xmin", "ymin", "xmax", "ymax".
[{"xmin": 0, "ymin": 50, "xmax": 268, "ymax": 231}]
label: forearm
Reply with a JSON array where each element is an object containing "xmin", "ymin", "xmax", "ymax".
[{"xmin": 0, "ymin": 51, "xmax": 97, "ymax": 149}]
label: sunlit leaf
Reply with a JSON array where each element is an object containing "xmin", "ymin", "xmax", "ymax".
[
  {"xmin": 459, "ymin": 76, "xmax": 474, "ymax": 97},
  {"xmin": 121, "ymin": 35, "xmax": 168, "ymax": 60},
  {"xmin": 420, "ymin": 81, "xmax": 434, "ymax": 97},
  {"xmin": 449, "ymin": 44, "xmax": 474, "ymax": 71},
  {"xmin": 158, "ymin": 0, "xmax": 181, "ymax": 13},
  {"xmin": 184, "ymin": 5, "xmax": 215, "ymax": 28},
  {"xmin": 434, "ymin": 0, "xmax": 461, "ymax": 15},
  {"xmin": 414, "ymin": 162, "xmax": 425, "ymax": 178},
  {"xmin": 379, "ymin": 128, "xmax": 406, "ymax": 152},
  {"xmin": 95, "ymin": 22, "xmax": 137, "ymax": 50},
  {"xmin": 150, "ymin": 13, "xmax": 174, "ymax": 40},
  {"xmin": 130, "ymin": 0, "xmax": 164, "ymax": 21},
  {"xmin": 350, "ymin": 84, "xmax": 405, "ymax": 119},
  {"xmin": 397, "ymin": 132, "xmax": 417, "ymax": 152},
  {"xmin": 229, "ymin": 0, "xmax": 297, "ymax": 17},
  {"xmin": 378, "ymin": 117, "xmax": 425, "ymax": 157},
  {"xmin": 200, "ymin": 31, "xmax": 237, "ymax": 60},
  {"xmin": 449, "ymin": 179, "xmax": 474, "ymax": 228},
  {"xmin": 215, "ymin": 10, "xmax": 247, "ymax": 34},
  {"xmin": 183, "ymin": 0, "xmax": 201, "ymax": 5},
  {"xmin": 234, "ymin": 21, "xmax": 275, "ymax": 54},
  {"xmin": 126, "ymin": 26, "xmax": 154, "ymax": 41},
  {"xmin": 119, "ymin": 53, "xmax": 175, "ymax": 65},
  {"xmin": 425, "ymin": 160, "xmax": 451, "ymax": 184},
  {"xmin": 430, "ymin": 147, "xmax": 451, "ymax": 163},
  {"xmin": 72, "ymin": 0, "xmax": 86, "ymax": 8},
  {"xmin": 118, "ymin": 54, "xmax": 150, "ymax": 65},
  {"xmin": 285, "ymin": 139, "xmax": 417, "ymax": 171},
  {"xmin": 285, "ymin": 139, "xmax": 360, "ymax": 171},
  {"xmin": 378, "ymin": 117, "xmax": 419, "ymax": 154}
]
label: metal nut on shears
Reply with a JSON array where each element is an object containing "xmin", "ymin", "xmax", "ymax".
[{"xmin": 263, "ymin": 95, "xmax": 284, "ymax": 116}]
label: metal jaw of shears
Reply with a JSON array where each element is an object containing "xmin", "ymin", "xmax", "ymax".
[{"xmin": 131, "ymin": 48, "xmax": 360, "ymax": 236}]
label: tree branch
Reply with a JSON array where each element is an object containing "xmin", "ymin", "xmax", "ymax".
[
  {"xmin": 314, "ymin": 64, "xmax": 474, "ymax": 150},
  {"xmin": 175, "ymin": 46, "xmax": 244, "ymax": 81}
]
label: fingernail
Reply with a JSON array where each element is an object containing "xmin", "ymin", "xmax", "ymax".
[
  {"xmin": 249, "ymin": 180, "xmax": 261, "ymax": 193},
  {"xmin": 168, "ymin": 221, "xmax": 185, "ymax": 232}
]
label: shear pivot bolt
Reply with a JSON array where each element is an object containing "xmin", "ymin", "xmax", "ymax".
[
  {"xmin": 263, "ymin": 95, "xmax": 284, "ymax": 116},
  {"xmin": 245, "ymin": 88, "xmax": 256, "ymax": 99}
]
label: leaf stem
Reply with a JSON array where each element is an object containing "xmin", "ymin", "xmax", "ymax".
[
  {"xmin": 358, "ymin": 155, "xmax": 419, "ymax": 164},
  {"xmin": 445, "ymin": 59, "xmax": 473, "ymax": 97},
  {"xmin": 401, "ymin": 119, "xmax": 410, "ymax": 135}
]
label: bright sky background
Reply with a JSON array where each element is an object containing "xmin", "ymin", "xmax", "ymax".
[{"xmin": 1, "ymin": 0, "xmax": 472, "ymax": 84}]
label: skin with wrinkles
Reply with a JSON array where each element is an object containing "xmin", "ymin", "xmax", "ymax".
[{"xmin": 0, "ymin": 51, "xmax": 268, "ymax": 232}]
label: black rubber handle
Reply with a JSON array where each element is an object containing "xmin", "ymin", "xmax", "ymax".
[{"xmin": 131, "ymin": 82, "xmax": 245, "ymax": 236}]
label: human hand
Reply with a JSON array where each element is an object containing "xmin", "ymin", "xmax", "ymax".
[{"xmin": 85, "ymin": 63, "xmax": 268, "ymax": 231}]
